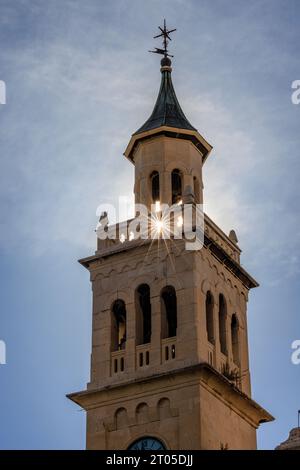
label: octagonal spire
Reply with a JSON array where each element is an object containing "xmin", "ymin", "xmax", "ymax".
[{"xmin": 134, "ymin": 56, "xmax": 196, "ymax": 135}]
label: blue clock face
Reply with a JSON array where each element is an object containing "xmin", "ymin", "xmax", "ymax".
[{"xmin": 128, "ymin": 437, "xmax": 166, "ymax": 450}]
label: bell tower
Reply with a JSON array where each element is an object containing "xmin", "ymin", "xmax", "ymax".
[{"xmin": 67, "ymin": 21, "xmax": 273, "ymax": 450}]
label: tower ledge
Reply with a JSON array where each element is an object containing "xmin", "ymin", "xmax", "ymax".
[
  {"xmin": 81, "ymin": 213, "xmax": 257, "ymax": 290},
  {"xmin": 124, "ymin": 126, "xmax": 212, "ymax": 164},
  {"xmin": 67, "ymin": 362, "xmax": 274, "ymax": 429}
]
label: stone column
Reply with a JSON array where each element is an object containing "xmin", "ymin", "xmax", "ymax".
[
  {"xmin": 176, "ymin": 286, "xmax": 199, "ymax": 366},
  {"xmin": 214, "ymin": 296, "xmax": 221, "ymax": 372},
  {"xmin": 139, "ymin": 177, "xmax": 148, "ymax": 208},
  {"xmin": 150, "ymin": 295, "xmax": 161, "ymax": 367},
  {"xmin": 125, "ymin": 301, "xmax": 136, "ymax": 374},
  {"xmin": 161, "ymin": 171, "xmax": 171, "ymax": 205},
  {"xmin": 226, "ymin": 312, "xmax": 232, "ymax": 365},
  {"xmin": 240, "ymin": 311, "xmax": 251, "ymax": 395},
  {"xmin": 183, "ymin": 173, "xmax": 193, "ymax": 195},
  {"xmin": 197, "ymin": 289, "xmax": 208, "ymax": 362},
  {"xmin": 91, "ymin": 307, "xmax": 111, "ymax": 384}
]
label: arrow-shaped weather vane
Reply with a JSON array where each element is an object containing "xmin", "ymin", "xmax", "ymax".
[{"xmin": 149, "ymin": 19, "xmax": 176, "ymax": 58}]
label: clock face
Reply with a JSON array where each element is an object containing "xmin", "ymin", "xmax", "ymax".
[{"xmin": 128, "ymin": 437, "xmax": 166, "ymax": 450}]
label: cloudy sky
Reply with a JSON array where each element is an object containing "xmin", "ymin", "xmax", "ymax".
[{"xmin": 0, "ymin": 0, "xmax": 299, "ymax": 449}]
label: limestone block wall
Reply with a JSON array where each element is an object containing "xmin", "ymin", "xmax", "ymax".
[
  {"xmin": 199, "ymin": 382, "xmax": 257, "ymax": 450},
  {"xmin": 85, "ymin": 368, "xmax": 257, "ymax": 450},
  {"xmin": 86, "ymin": 375, "xmax": 202, "ymax": 450}
]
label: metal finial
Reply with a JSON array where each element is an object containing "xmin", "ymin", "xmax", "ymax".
[{"xmin": 149, "ymin": 19, "xmax": 176, "ymax": 58}]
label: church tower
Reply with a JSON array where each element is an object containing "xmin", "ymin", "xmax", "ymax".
[{"xmin": 68, "ymin": 22, "xmax": 273, "ymax": 450}]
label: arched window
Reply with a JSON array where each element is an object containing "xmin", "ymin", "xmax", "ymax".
[
  {"xmin": 218, "ymin": 294, "xmax": 227, "ymax": 355},
  {"xmin": 136, "ymin": 284, "xmax": 152, "ymax": 345},
  {"xmin": 111, "ymin": 299, "xmax": 127, "ymax": 351},
  {"xmin": 161, "ymin": 286, "xmax": 177, "ymax": 339},
  {"xmin": 206, "ymin": 291, "xmax": 214, "ymax": 344},
  {"xmin": 151, "ymin": 171, "xmax": 160, "ymax": 202},
  {"xmin": 193, "ymin": 176, "xmax": 200, "ymax": 204},
  {"xmin": 171, "ymin": 169, "xmax": 182, "ymax": 204},
  {"xmin": 231, "ymin": 314, "xmax": 239, "ymax": 365}
]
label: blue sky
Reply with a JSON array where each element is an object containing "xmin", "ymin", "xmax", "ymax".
[{"xmin": 0, "ymin": 0, "xmax": 299, "ymax": 449}]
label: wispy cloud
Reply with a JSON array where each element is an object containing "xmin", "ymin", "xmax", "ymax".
[
  {"xmin": 0, "ymin": 0, "xmax": 298, "ymax": 277},
  {"xmin": 0, "ymin": 0, "xmax": 299, "ymax": 451}
]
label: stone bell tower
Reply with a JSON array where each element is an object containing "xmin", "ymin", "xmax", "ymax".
[{"xmin": 68, "ymin": 22, "xmax": 273, "ymax": 450}]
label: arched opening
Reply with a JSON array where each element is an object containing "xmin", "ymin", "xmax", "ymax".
[
  {"xmin": 171, "ymin": 169, "xmax": 182, "ymax": 204},
  {"xmin": 218, "ymin": 294, "xmax": 227, "ymax": 355},
  {"xmin": 111, "ymin": 299, "xmax": 127, "ymax": 351},
  {"xmin": 157, "ymin": 397, "xmax": 171, "ymax": 420},
  {"xmin": 193, "ymin": 176, "xmax": 200, "ymax": 204},
  {"xmin": 161, "ymin": 286, "xmax": 177, "ymax": 339},
  {"xmin": 206, "ymin": 291, "xmax": 214, "ymax": 344},
  {"xmin": 231, "ymin": 314, "xmax": 239, "ymax": 365},
  {"xmin": 151, "ymin": 171, "xmax": 160, "ymax": 203},
  {"xmin": 115, "ymin": 407, "xmax": 128, "ymax": 430},
  {"xmin": 136, "ymin": 284, "xmax": 152, "ymax": 345},
  {"xmin": 136, "ymin": 403, "xmax": 149, "ymax": 425}
]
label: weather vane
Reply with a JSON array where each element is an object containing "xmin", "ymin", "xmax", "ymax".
[{"xmin": 149, "ymin": 19, "xmax": 176, "ymax": 58}]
